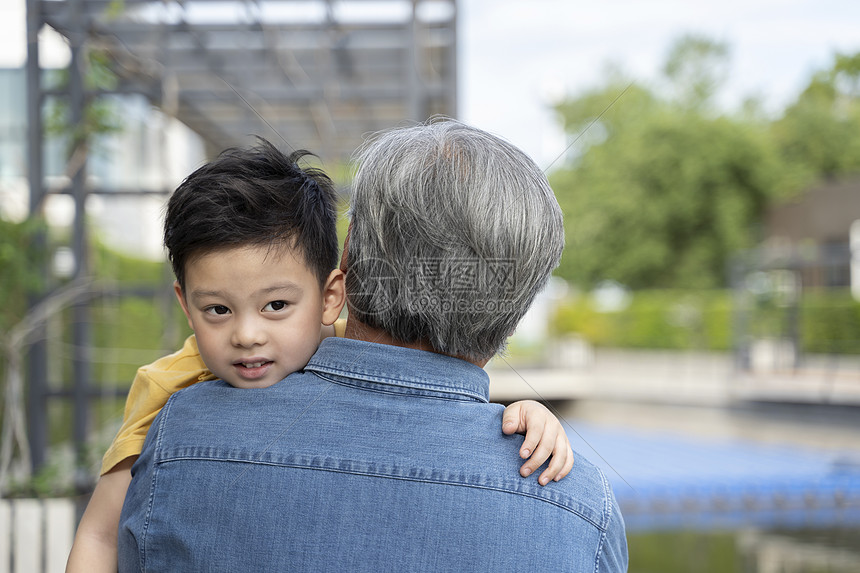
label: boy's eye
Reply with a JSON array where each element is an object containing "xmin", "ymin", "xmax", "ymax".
[
  {"xmin": 205, "ymin": 305, "xmax": 230, "ymax": 316},
  {"xmin": 263, "ymin": 300, "xmax": 288, "ymax": 312}
]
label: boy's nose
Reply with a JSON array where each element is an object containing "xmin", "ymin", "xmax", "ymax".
[{"xmin": 231, "ymin": 317, "xmax": 267, "ymax": 348}]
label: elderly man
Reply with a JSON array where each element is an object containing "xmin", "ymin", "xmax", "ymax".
[{"xmin": 118, "ymin": 120, "xmax": 627, "ymax": 571}]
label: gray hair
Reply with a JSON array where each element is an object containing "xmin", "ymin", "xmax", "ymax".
[{"xmin": 346, "ymin": 119, "xmax": 564, "ymax": 362}]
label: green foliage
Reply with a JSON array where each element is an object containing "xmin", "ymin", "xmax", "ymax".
[
  {"xmin": 663, "ymin": 35, "xmax": 730, "ymax": 110},
  {"xmin": 92, "ymin": 239, "xmax": 166, "ymax": 283},
  {"xmin": 552, "ymin": 288, "xmax": 860, "ymax": 354},
  {"xmin": 552, "ymin": 111, "xmax": 782, "ymax": 289},
  {"xmin": 87, "ymin": 239, "xmax": 190, "ymax": 384},
  {"xmin": 90, "ymin": 297, "xmax": 181, "ymax": 385},
  {"xmin": 552, "ymin": 290, "xmax": 733, "ymax": 351},
  {"xmin": 800, "ymin": 290, "xmax": 860, "ymax": 354},
  {"xmin": 627, "ymin": 530, "xmax": 741, "ymax": 573},
  {"xmin": 0, "ymin": 217, "xmax": 48, "ymax": 332},
  {"xmin": 43, "ymin": 46, "xmax": 123, "ymax": 161},
  {"xmin": 5, "ymin": 459, "xmax": 76, "ymax": 498},
  {"xmin": 335, "ymin": 196, "xmax": 351, "ymax": 254},
  {"xmin": 105, "ymin": 1, "xmax": 127, "ymax": 20},
  {"xmin": 45, "ymin": 97, "xmax": 123, "ymax": 149},
  {"xmin": 771, "ymin": 52, "xmax": 860, "ymax": 178},
  {"xmin": 551, "ymin": 42, "xmax": 860, "ymax": 291},
  {"xmin": 555, "ymin": 78, "xmax": 662, "ymax": 145}
]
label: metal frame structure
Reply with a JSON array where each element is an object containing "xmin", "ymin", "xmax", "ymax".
[
  {"xmin": 24, "ymin": 0, "xmax": 457, "ymax": 477},
  {"xmin": 35, "ymin": 0, "xmax": 457, "ymax": 160},
  {"xmin": 730, "ymin": 243, "xmax": 854, "ymax": 373}
]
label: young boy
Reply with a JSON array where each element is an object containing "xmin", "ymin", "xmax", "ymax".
[{"xmin": 66, "ymin": 138, "xmax": 574, "ymax": 571}]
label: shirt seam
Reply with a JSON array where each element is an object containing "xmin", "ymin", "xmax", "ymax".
[
  {"xmin": 154, "ymin": 455, "xmax": 605, "ymax": 529},
  {"xmin": 593, "ymin": 468, "xmax": 613, "ymax": 573},
  {"xmin": 140, "ymin": 393, "xmax": 175, "ymax": 571},
  {"xmin": 313, "ymin": 372, "xmax": 482, "ymax": 402},
  {"xmin": 308, "ymin": 367, "xmax": 488, "ymax": 403}
]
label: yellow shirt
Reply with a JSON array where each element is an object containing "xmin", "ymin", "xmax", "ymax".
[{"xmin": 101, "ymin": 318, "xmax": 347, "ymax": 474}]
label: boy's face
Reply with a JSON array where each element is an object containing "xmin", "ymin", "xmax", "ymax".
[{"xmin": 175, "ymin": 244, "xmax": 343, "ymax": 389}]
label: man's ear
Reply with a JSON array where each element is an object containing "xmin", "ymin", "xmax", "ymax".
[
  {"xmin": 321, "ymin": 269, "xmax": 346, "ymax": 325},
  {"xmin": 173, "ymin": 280, "xmax": 194, "ymax": 331}
]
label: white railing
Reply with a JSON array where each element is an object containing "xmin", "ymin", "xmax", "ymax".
[{"xmin": 0, "ymin": 498, "xmax": 76, "ymax": 573}]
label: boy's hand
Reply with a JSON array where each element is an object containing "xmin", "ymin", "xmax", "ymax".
[{"xmin": 502, "ymin": 400, "xmax": 574, "ymax": 486}]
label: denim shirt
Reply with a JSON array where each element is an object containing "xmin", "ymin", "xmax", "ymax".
[{"xmin": 118, "ymin": 337, "xmax": 627, "ymax": 572}]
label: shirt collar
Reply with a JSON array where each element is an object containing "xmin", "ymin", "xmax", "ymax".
[{"xmin": 305, "ymin": 337, "xmax": 490, "ymax": 403}]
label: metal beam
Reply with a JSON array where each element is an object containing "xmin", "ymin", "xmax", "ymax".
[
  {"xmin": 25, "ymin": 0, "xmax": 48, "ymax": 475},
  {"xmin": 66, "ymin": 0, "xmax": 94, "ymax": 491},
  {"xmin": 39, "ymin": 0, "xmax": 457, "ymax": 162}
]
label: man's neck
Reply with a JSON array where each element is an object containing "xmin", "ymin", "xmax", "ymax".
[{"xmin": 343, "ymin": 318, "xmax": 489, "ymax": 368}]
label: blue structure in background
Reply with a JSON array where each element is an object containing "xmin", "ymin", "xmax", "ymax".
[{"xmin": 565, "ymin": 422, "xmax": 860, "ymax": 532}]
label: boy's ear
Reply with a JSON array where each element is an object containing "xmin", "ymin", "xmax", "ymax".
[
  {"xmin": 321, "ymin": 269, "xmax": 346, "ymax": 326},
  {"xmin": 173, "ymin": 280, "xmax": 194, "ymax": 330}
]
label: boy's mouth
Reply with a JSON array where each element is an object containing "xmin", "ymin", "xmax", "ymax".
[{"xmin": 233, "ymin": 359, "xmax": 273, "ymax": 379}]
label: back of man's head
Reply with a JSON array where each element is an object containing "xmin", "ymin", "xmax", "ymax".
[
  {"xmin": 346, "ymin": 119, "xmax": 564, "ymax": 362},
  {"xmin": 164, "ymin": 138, "xmax": 339, "ymax": 293}
]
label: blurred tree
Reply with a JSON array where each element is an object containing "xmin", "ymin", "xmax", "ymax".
[
  {"xmin": 0, "ymin": 216, "xmax": 48, "ymax": 489},
  {"xmin": 663, "ymin": 35, "xmax": 729, "ymax": 111},
  {"xmin": 550, "ymin": 36, "xmax": 803, "ymax": 289},
  {"xmin": 45, "ymin": 46, "xmax": 123, "ymax": 184},
  {"xmin": 0, "ymin": 218, "xmax": 47, "ymax": 334},
  {"xmin": 771, "ymin": 51, "xmax": 860, "ymax": 178},
  {"xmin": 552, "ymin": 109, "xmax": 782, "ymax": 289}
]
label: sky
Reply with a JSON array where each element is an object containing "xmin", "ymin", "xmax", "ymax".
[
  {"xmin": 458, "ymin": 0, "xmax": 860, "ymax": 165},
  {"xmin": 2, "ymin": 0, "xmax": 860, "ymax": 166}
]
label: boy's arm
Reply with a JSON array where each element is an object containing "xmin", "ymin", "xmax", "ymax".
[
  {"xmin": 101, "ymin": 335, "xmax": 212, "ymax": 474},
  {"xmin": 502, "ymin": 400, "xmax": 574, "ymax": 485},
  {"xmin": 66, "ymin": 336, "xmax": 210, "ymax": 571},
  {"xmin": 65, "ymin": 457, "xmax": 136, "ymax": 573}
]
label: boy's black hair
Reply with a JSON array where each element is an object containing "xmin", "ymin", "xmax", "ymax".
[{"xmin": 164, "ymin": 137, "xmax": 339, "ymax": 292}]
